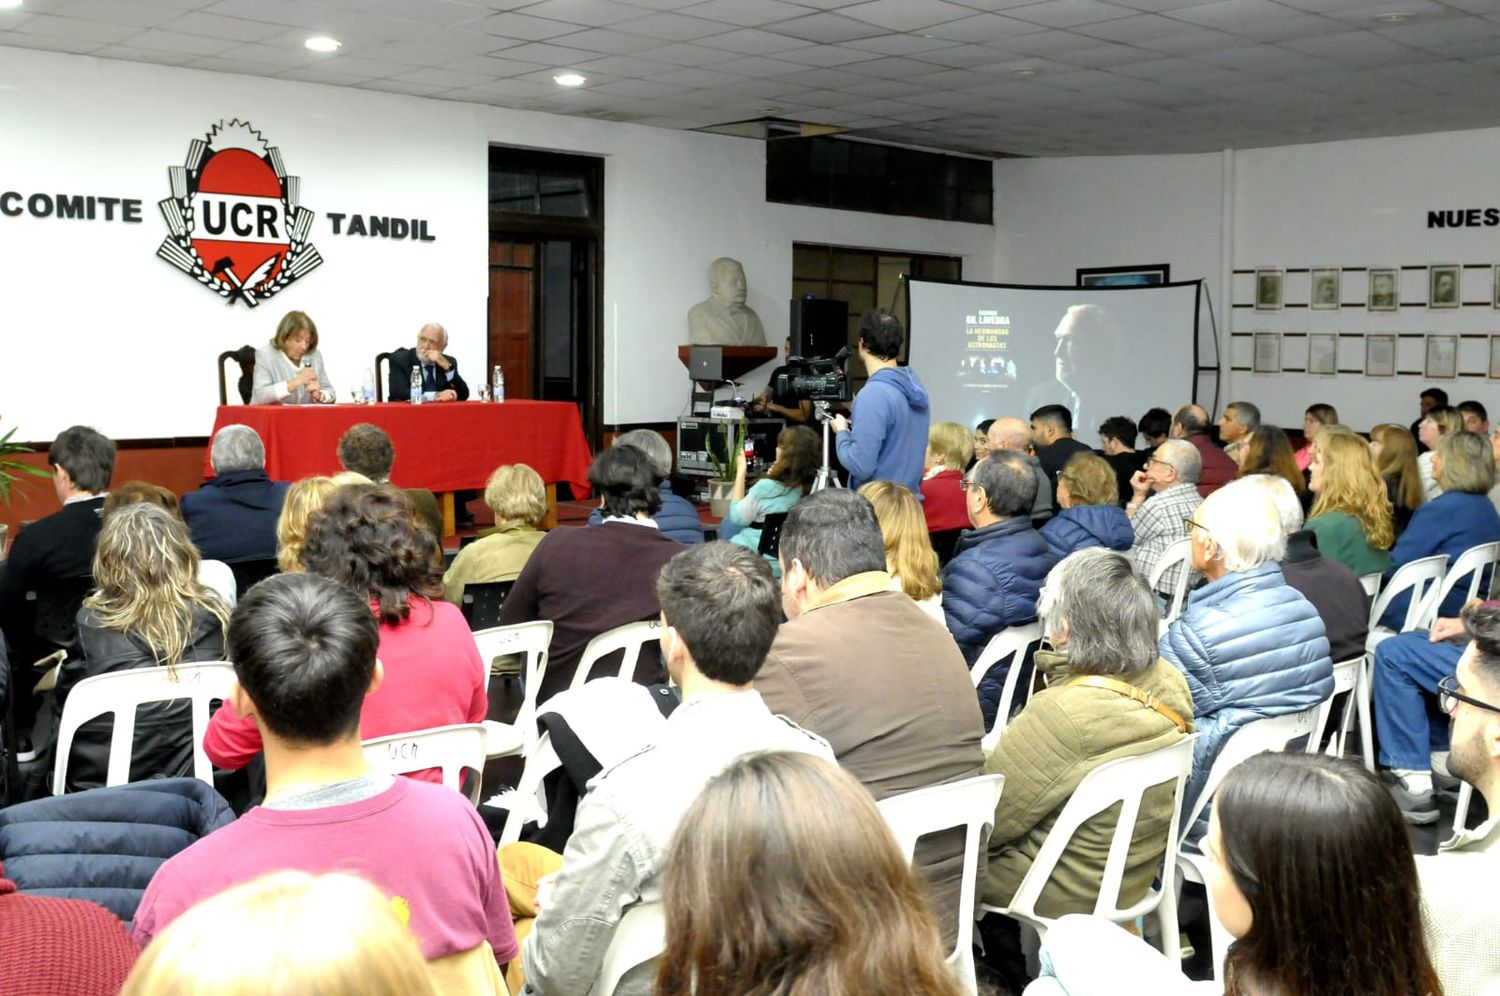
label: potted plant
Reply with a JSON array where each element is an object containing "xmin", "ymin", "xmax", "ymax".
[
  {"xmin": 704, "ymin": 420, "xmax": 746, "ymax": 519},
  {"xmin": 0, "ymin": 419, "xmax": 51, "ymax": 558}
]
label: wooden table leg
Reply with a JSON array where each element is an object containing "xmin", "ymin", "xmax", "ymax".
[{"xmin": 441, "ymin": 491, "xmax": 455, "ymax": 537}]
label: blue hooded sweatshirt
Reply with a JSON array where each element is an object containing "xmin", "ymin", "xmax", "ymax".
[
  {"xmin": 1039, "ymin": 504, "xmax": 1134, "ymax": 560},
  {"xmin": 836, "ymin": 366, "xmax": 930, "ymax": 494}
]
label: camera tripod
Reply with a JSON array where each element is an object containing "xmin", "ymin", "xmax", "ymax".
[{"xmin": 811, "ymin": 401, "xmax": 844, "ymax": 493}]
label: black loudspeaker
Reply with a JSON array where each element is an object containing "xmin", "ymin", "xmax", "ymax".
[{"xmin": 790, "ymin": 298, "xmax": 849, "ymax": 361}]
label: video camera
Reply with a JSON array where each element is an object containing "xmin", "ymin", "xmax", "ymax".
[{"xmin": 771, "ymin": 346, "xmax": 854, "ymax": 404}]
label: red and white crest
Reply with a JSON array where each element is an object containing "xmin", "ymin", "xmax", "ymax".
[{"xmin": 156, "ymin": 120, "xmax": 322, "ymax": 306}]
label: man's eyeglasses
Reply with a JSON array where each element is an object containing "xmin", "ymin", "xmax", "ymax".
[
  {"xmin": 1438, "ymin": 675, "xmax": 1500, "ymax": 716},
  {"xmin": 960, "ymin": 477, "xmax": 974, "ymax": 492},
  {"xmin": 1184, "ymin": 517, "xmax": 1210, "ymax": 537}
]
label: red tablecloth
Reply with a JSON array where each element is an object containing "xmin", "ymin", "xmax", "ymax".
[{"xmin": 207, "ymin": 401, "xmax": 593, "ymax": 496}]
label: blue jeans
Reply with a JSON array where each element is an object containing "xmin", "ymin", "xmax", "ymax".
[{"xmin": 1372, "ymin": 631, "xmax": 1461, "ymax": 770}]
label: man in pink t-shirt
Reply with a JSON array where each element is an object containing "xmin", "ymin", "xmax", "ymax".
[{"xmin": 133, "ymin": 573, "xmax": 517, "ymax": 971}]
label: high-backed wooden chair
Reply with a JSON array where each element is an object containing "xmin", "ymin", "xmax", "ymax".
[{"xmin": 217, "ymin": 346, "xmax": 256, "ymax": 405}]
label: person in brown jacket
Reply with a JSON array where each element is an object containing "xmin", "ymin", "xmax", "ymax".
[
  {"xmin": 755, "ymin": 488, "xmax": 985, "ymax": 946},
  {"xmin": 980, "ymin": 546, "xmax": 1194, "ymax": 978}
]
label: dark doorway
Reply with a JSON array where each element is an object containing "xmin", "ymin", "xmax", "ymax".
[{"xmin": 487, "ymin": 147, "xmax": 604, "ymax": 449}]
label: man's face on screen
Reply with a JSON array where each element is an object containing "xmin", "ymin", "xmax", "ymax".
[{"xmin": 1053, "ymin": 315, "xmax": 1079, "ymax": 384}]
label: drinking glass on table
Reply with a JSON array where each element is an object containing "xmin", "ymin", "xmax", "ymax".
[{"xmin": 361, "ymin": 367, "xmax": 376, "ymax": 404}]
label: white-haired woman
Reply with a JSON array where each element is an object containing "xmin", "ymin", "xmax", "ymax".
[
  {"xmin": 1159, "ymin": 478, "xmax": 1333, "ymax": 846},
  {"xmin": 52, "ymin": 503, "xmax": 232, "ymax": 792}
]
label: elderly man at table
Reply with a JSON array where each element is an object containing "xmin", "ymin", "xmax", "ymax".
[
  {"xmin": 181, "ymin": 425, "xmax": 289, "ymax": 565},
  {"xmin": 387, "ymin": 323, "xmax": 470, "ymax": 403}
]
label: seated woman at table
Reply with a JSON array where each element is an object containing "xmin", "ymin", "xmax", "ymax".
[
  {"xmin": 443, "ymin": 463, "xmax": 548, "ymax": 604},
  {"xmin": 251, "ymin": 310, "xmax": 332, "ymax": 405},
  {"xmin": 204, "ymin": 483, "xmax": 487, "ymax": 781}
]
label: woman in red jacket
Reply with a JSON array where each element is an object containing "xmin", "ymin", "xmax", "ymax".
[{"xmin": 921, "ymin": 421, "xmax": 974, "ymax": 533}]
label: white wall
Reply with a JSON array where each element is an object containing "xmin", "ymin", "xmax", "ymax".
[
  {"xmin": 0, "ymin": 47, "xmax": 995, "ymax": 442},
  {"xmin": 993, "ymin": 129, "xmax": 1500, "ymax": 433}
]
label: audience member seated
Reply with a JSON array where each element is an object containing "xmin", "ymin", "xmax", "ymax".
[
  {"xmin": 987, "ymin": 417, "xmax": 1053, "ymax": 523},
  {"xmin": 513, "ymin": 542, "xmax": 832, "ymax": 995},
  {"xmin": 1417, "ymin": 602, "xmax": 1500, "ymax": 995},
  {"xmin": 501, "ymin": 447, "xmax": 683, "ymax": 703},
  {"xmin": 1030, "ymin": 404, "xmax": 1093, "ymax": 507},
  {"xmin": 180, "ymin": 425, "xmax": 288, "ymax": 565},
  {"xmin": 1412, "ymin": 386, "xmax": 1448, "ymax": 453},
  {"xmin": 1097, "ymin": 414, "xmax": 1145, "ymax": 506},
  {"xmin": 982, "ymin": 550, "xmax": 1193, "ymax": 953},
  {"xmin": 204, "ymin": 485, "xmax": 486, "ymax": 778},
  {"xmin": 657, "ymin": 752, "xmax": 963, "ymax": 996},
  {"xmin": 1294, "ymin": 402, "xmax": 1338, "ymax": 471},
  {"xmin": 726, "ymin": 425, "xmax": 818, "ymax": 573},
  {"xmin": 1459, "ymin": 398, "xmax": 1490, "ymax": 436},
  {"xmin": 336, "ymin": 423, "xmax": 443, "ymax": 541},
  {"xmin": 1489, "ymin": 424, "xmax": 1500, "ymax": 519},
  {"xmin": 250, "ymin": 310, "xmax": 331, "ymax": 405},
  {"xmin": 1160, "ymin": 479, "xmax": 1332, "ymax": 844},
  {"xmin": 1126, "ymin": 438, "xmax": 1202, "ymax": 596},
  {"xmin": 0, "ymin": 858, "xmax": 138, "ymax": 995},
  {"xmin": 859, "ymin": 481, "xmax": 945, "ymax": 624},
  {"xmin": 758, "ymin": 489, "xmax": 982, "ymax": 942},
  {"xmin": 1027, "ymin": 754, "xmax": 1441, "ymax": 996},
  {"xmin": 1170, "ymin": 404, "xmax": 1236, "ymax": 497},
  {"xmin": 46, "ymin": 504, "xmax": 230, "ymax": 793},
  {"xmin": 1417, "ymin": 404, "xmax": 1463, "ymax": 501},
  {"xmin": 1381, "ymin": 430, "xmax": 1500, "ymax": 630},
  {"xmin": 1138, "ymin": 406, "xmax": 1170, "ymax": 450},
  {"xmin": 941, "ymin": 452, "xmax": 1058, "ymax": 725},
  {"xmin": 104, "ymin": 483, "xmax": 235, "ymax": 606},
  {"xmin": 1370, "ymin": 423, "xmax": 1425, "ymax": 535},
  {"xmin": 1215, "ymin": 400, "xmax": 1259, "ymax": 465},
  {"xmin": 921, "ymin": 421, "xmax": 973, "ymax": 532},
  {"xmin": 124, "ymin": 872, "xmax": 439, "ymax": 996},
  {"xmin": 1249, "ymin": 475, "xmax": 1369, "ymax": 665},
  {"xmin": 585, "ymin": 429, "xmax": 704, "ymax": 546},
  {"xmin": 442, "ymin": 463, "xmax": 546, "ymax": 605},
  {"xmin": 1040, "ymin": 452, "xmax": 1132, "ymax": 559},
  {"xmin": 1305, "ymin": 429, "xmax": 1394, "ymax": 576},
  {"xmin": 1234, "ymin": 423, "xmax": 1308, "ymax": 510},
  {"xmin": 970, "ymin": 418, "xmax": 995, "ymax": 468},
  {"xmin": 274, "ymin": 476, "xmax": 338, "ymax": 573},
  {"xmin": 134, "ymin": 573, "xmax": 517, "ymax": 988}
]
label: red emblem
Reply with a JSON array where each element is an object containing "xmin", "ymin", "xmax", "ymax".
[{"xmin": 156, "ymin": 120, "xmax": 322, "ymax": 306}]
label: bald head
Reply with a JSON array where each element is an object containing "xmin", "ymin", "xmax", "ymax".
[
  {"xmin": 1172, "ymin": 404, "xmax": 1210, "ymax": 438},
  {"xmin": 988, "ymin": 417, "xmax": 1031, "ymax": 453}
]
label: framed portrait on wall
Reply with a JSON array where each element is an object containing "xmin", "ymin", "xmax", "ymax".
[
  {"xmin": 1366, "ymin": 334, "xmax": 1396, "ymax": 377},
  {"xmin": 1426, "ymin": 334, "xmax": 1458, "ymax": 379},
  {"xmin": 1310, "ymin": 268, "xmax": 1340, "ymax": 310},
  {"xmin": 1369, "ymin": 268, "xmax": 1398, "ymax": 311},
  {"xmin": 1255, "ymin": 269, "xmax": 1283, "ymax": 311},
  {"xmin": 1489, "ymin": 336, "xmax": 1500, "ymax": 379},
  {"xmin": 1076, "ymin": 263, "xmax": 1170, "ymax": 287},
  {"xmin": 1493, "ymin": 265, "xmax": 1500, "ymax": 309},
  {"xmin": 1308, "ymin": 333, "xmax": 1337, "ymax": 375},
  {"xmin": 1430, "ymin": 265, "xmax": 1460, "ymax": 309},
  {"xmin": 1253, "ymin": 332, "xmax": 1282, "ymax": 373}
]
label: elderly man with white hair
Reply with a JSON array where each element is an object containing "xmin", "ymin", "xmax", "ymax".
[
  {"xmin": 1160, "ymin": 477, "xmax": 1333, "ymax": 845},
  {"xmin": 1126, "ymin": 438, "xmax": 1202, "ymax": 595},
  {"xmin": 387, "ymin": 322, "xmax": 470, "ymax": 402},
  {"xmin": 181, "ymin": 424, "xmax": 289, "ymax": 563}
]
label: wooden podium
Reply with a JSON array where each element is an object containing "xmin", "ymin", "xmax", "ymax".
[{"xmin": 676, "ymin": 345, "xmax": 778, "ymax": 382}]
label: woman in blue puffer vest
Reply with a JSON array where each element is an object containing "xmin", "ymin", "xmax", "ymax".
[{"xmin": 1040, "ymin": 452, "xmax": 1133, "ymax": 559}]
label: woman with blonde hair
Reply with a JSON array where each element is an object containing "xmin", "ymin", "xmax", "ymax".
[
  {"xmin": 1417, "ymin": 404, "xmax": 1464, "ymax": 500},
  {"xmin": 51, "ymin": 502, "xmax": 231, "ymax": 791},
  {"xmin": 1039, "ymin": 452, "xmax": 1132, "ymax": 559},
  {"xmin": 122, "ymin": 871, "xmax": 437, "ymax": 996},
  {"xmin": 922, "ymin": 421, "xmax": 974, "ymax": 533},
  {"xmin": 105, "ymin": 481, "xmax": 236, "ymax": 606},
  {"xmin": 250, "ymin": 310, "xmax": 332, "ymax": 405},
  {"xmin": 275, "ymin": 475, "xmax": 339, "ymax": 572},
  {"xmin": 655, "ymin": 751, "xmax": 963, "ymax": 996},
  {"xmin": 1369, "ymin": 424, "xmax": 1424, "ymax": 534},
  {"xmin": 1305, "ymin": 430, "xmax": 1394, "ymax": 576},
  {"xmin": 859, "ymin": 480, "xmax": 943, "ymax": 623},
  {"xmin": 443, "ymin": 463, "xmax": 548, "ymax": 604}
]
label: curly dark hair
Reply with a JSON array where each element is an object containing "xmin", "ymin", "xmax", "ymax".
[
  {"xmin": 300, "ymin": 483, "xmax": 442, "ymax": 625},
  {"xmin": 337, "ymin": 423, "xmax": 394, "ymax": 481},
  {"xmin": 768, "ymin": 425, "xmax": 819, "ymax": 493}
]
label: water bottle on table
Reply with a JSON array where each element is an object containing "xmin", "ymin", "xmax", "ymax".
[
  {"xmin": 492, "ymin": 365, "xmax": 505, "ymax": 402},
  {"xmin": 410, "ymin": 365, "xmax": 423, "ymax": 405}
]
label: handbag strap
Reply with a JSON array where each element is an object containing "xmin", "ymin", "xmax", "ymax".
[{"xmin": 1067, "ymin": 675, "xmax": 1190, "ymax": 734}]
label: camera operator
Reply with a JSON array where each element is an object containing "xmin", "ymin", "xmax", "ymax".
[
  {"xmin": 752, "ymin": 337, "xmax": 815, "ymax": 424},
  {"xmin": 830, "ymin": 309, "xmax": 930, "ymax": 494}
]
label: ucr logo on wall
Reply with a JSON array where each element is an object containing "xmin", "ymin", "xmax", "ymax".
[{"xmin": 156, "ymin": 120, "xmax": 323, "ymax": 307}]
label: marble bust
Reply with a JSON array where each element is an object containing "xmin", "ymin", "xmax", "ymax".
[{"xmin": 688, "ymin": 257, "xmax": 767, "ymax": 347}]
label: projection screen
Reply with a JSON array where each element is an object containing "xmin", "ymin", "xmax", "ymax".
[{"xmin": 906, "ymin": 278, "xmax": 1201, "ymax": 443}]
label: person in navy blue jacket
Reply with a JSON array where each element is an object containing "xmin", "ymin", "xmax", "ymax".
[
  {"xmin": 1040, "ymin": 452, "xmax": 1133, "ymax": 559},
  {"xmin": 585, "ymin": 429, "xmax": 704, "ymax": 546},
  {"xmin": 830, "ymin": 309, "xmax": 930, "ymax": 494},
  {"xmin": 180, "ymin": 425, "xmax": 289, "ymax": 564},
  {"xmin": 941, "ymin": 451, "xmax": 1059, "ymax": 727}
]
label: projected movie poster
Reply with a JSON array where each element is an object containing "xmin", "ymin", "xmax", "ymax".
[{"xmin": 908, "ymin": 279, "xmax": 1200, "ymax": 442}]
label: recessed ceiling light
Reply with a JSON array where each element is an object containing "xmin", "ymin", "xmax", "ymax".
[
  {"xmin": 1374, "ymin": 11, "xmax": 1414, "ymax": 22},
  {"xmin": 554, "ymin": 72, "xmax": 587, "ymax": 87},
  {"xmin": 1012, "ymin": 68, "xmax": 1038, "ymax": 77},
  {"xmin": 305, "ymin": 35, "xmax": 341, "ymax": 53}
]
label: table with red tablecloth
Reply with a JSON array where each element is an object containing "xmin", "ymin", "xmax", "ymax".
[{"xmin": 206, "ymin": 401, "xmax": 593, "ymax": 498}]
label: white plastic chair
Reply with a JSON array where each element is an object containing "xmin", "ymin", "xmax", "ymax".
[
  {"xmin": 1308, "ymin": 656, "xmax": 1362, "ymax": 759},
  {"xmin": 52, "ymin": 661, "xmax": 238, "ymax": 795},
  {"xmin": 1416, "ymin": 542, "xmax": 1500, "ymax": 631},
  {"xmin": 571, "ymin": 620, "xmax": 662, "ymax": 692},
  {"xmin": 1453, "ymin": 781, "xmax": 1476, "ymax": 835},
  {"xmin": 880, "ymin": 772, "xmax": 1005, "ymax": 995},
  {"xmin": 1164, "ymin": 703, "xmax": 1323, "ymax": 982},
  {"xmin": 978, "ymin": 737, "xmax": 1197, "ymax": 965},
  {"xmin": 1357, "ymin": 554, "xmax": 1448, "ymax": 770},
  {"xmin": 497, "ymin": 729, "xmax": 561, "ymax": 846},
  {"xmin": 597, "ymin": 902, "xmax": 666, "ymax": 996},
  {"xmin": 1358, "ymin": 572, "xmax": 1383, "ymax": 598},
  {"xmin": 362, "ymin": 723, "xmax": 488, "ymax": 806},
  {"xmin": 970, "ymin": 621, "xmax": 1043, "ymax": 751},
  {"xmin": 473, "ymin": 620, "xmax": 552, "ymax": 759},
  {"xmin": 1146, "ymin": 538, "xmax": 1194, "ymax": 624}
]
